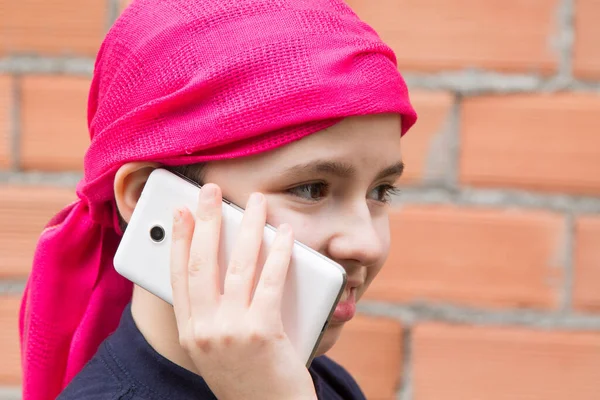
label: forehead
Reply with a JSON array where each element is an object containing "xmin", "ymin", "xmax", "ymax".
[
  {"xmin": 296, "ymin": 112, "xmax": 400, "ymax": 148},
  {"xmin": 229, "ymin": 114, "xmax": 402, "ymax": 171}
]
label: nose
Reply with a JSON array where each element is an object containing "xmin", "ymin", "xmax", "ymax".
[{"xmin": 325, "ymin": 202, "xmax": 385, "ymax": 268}]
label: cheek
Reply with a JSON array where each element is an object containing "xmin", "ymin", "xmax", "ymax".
[
  {"xmin": 265, "ymin": 206, "xmax": 325, "ymax": 250},
  {"xmin": 380, "ymin": 228, "xmax": 391, "ymax": 264},
  {"xmin": 363, "ymin": 216, "xmax": 391, "ymax": 286},
  {"xmin": 377, "ymin": 215, "xmax": 392, "ymax": 262}
]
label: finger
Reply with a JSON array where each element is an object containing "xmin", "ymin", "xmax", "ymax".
[
  {"xmin": 221, "ymin": 192, "xmax": 266, "ymax": 311},
  {"xmin": 188, "ymin": 184, "xmax": 222, "ymax": 319},
  {"xmin": 170, "ymin": 207, "xmax": 194, "ymax": 333},
  {"xmin": 250, "ymin": 223, "xmax": 293, "ymax": 326}
]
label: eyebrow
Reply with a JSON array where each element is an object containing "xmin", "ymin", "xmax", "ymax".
[
  {"xmin": 374, "ymin": 161, "xmax": 404, "ymax": 181},
  {"xmin": 280, "ymin": 160, "xmax": 404, "ymax": 180}
]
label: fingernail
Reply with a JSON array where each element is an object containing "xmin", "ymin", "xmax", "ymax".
[
  {"xmin": 279, "ymin": 223, "xmax": 291, "ymax": 235},
  {"xmin": 248, "ymin": 192, "xmax": 264, "ymax": 207},
  {"xmin": 173, "ymin": 208, "xmax": 183, "ymax": 223},
  {"xmin": 201, "ymin": 185, "xmax": 217, "ymax": 203}
]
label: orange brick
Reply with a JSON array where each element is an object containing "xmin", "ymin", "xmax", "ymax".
[
  {"xmin": 460, "ymin": 94, "xmax": 600, "ymax": 196},
  {"xmin": 413, "ymin": 323, "xmax": 600, "ymax": 400},
  {"xmin": 20, "ymin": 76, "xmax": 91, "ymax": 171},
  {"xmin": 366, "ymin": 206, "xmax": 564, "ymax": 309},
  {"xmin": 346, "ymin": 0, "xmax": 559, "ymax": 74},
  {"xmin": 574, "ymin": 0, "xmax": 600, "ymax": 79},
  {"xmin": 328, "ymin": 315, "xmax": 403, "ymax": 400},
  {"xmin": 573, "ymin": 216, "xmax": 600, "ymax": 311},
  {"xmin": 401, "ymin": 91, "xmax": 454, "ymax": 183},
  {"xmin": 0, "ymin": 75, "xmax": 11, "ymax": 169},
  {"xmin": 0, "ymin": 296, "xmax": 22, "ymax": 385},
  {"xmin": 0, "ymin": 0, "xmax": 106, "ymax": 57},
  {"xmin": 0, "ymin": 186, "xmax": 76, "ymax": 278}
]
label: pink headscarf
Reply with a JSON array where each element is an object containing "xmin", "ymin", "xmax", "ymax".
[{"xmin": 19, "ymin": 0, "xmax": 416, "ymax": 398}]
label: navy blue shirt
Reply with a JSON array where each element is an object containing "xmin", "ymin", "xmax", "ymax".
[{"xmin": 59, "ymin": 304, "xmax": 366, "ymax": 399}]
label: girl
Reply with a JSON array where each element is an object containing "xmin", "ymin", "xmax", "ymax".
[{"xmin": 20, "ymin": 0, "xmax": 417, "ymax": 399}]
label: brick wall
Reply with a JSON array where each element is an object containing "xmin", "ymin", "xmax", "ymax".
[{"xmin": 1, "ymin": 1, "xmax": 599, "ymax": 399}]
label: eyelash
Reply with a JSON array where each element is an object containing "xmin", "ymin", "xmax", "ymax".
[
  {"xmin": 286, "ymin": 182, "xmax": 401, "ymax": 204},
  {"xmin": 373, "ymin": 184, "xmax": 401, "ymax": 203}
]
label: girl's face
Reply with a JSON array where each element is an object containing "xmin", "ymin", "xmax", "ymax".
[{"xmin": 203, "ymin": 113, "xmax": 403, "ymax": 355}]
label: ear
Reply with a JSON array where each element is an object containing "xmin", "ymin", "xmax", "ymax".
[{"xmin": 114, "ymin": 162, "xmax": 161, "ymax": 223}]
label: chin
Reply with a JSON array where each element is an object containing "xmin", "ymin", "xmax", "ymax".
[{"xmin": 313, "ymin": 321, "xmax": 345, "ymax": 357}]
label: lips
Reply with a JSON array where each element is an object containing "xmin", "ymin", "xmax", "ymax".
[{"xmin": 332, "ymin": 286, "xmax": 357, "ymax": 323}]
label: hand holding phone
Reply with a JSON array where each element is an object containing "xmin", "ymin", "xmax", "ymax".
[
  {"xmin": 169, "ymin": 185, "xmax": 317, "ymax": 400},
  {"xmin": 114, "ymin": 168, "xmax": 346, "ymax": 366}
]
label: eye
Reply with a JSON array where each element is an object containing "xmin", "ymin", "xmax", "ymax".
[
  {"xmin": 368, "ymin": 184, "xmax": 400, "ymax": 203},
  {"xmin": 287, "ymin": 182, "xmax": 329, "ymax": 201}
]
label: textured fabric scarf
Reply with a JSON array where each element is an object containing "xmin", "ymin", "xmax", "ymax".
[{"xmin": 19, "ymin": 0, "xmax": 417, "ymax": 398}]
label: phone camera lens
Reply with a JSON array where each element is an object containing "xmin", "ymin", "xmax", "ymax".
[{"xmin": 150, "ymin": 225, "xmax": 165, "ymax": 243}]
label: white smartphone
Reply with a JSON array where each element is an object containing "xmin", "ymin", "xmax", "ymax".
[{"xmin": 113, "ymin": 168, "xmax": 346, "ymax": 365}]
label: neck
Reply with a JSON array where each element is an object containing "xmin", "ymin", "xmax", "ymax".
[{"xmin": 130, "ymin": 285, "xmax": 199, "ymax": 374}]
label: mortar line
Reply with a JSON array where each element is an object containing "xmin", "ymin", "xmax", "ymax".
[
  {"xmin": 0, "ymin": 280, "xmax": 26, "ymax": 295},
  {"xmin": 422, "ymin": 93, "xmax": 461, "ymax": 189},
  {"xmin": 0, "ymin": 56, "xmax": 95, "ymax": 76},
  {"xmin": 403, "ymin": 71, "xmax": 600, "ymax": 94},
  {"xmin": 397, "ymin": 327, "xmax": 413, "ymax": 400},
  {"xmin": 560, "ymin": 213, "xmax": 576, "ymax": 312},
  {"xmin": 555, "ymin": 0, "xmax": 575, "ymax": 81},
  {"xmin": 358, "ymin": 301, "xmax": 600, "ymax": 331},
  {"xmin": 10, "ymin": 75, "xmax": 21, "ymax": 171},
  {"xmin": 0, "ymin": 171, "xmax": 82, "ymax": 186},
  {"xmin": 0, "ymin": 387, "xmax": 21, "ymax": 400},
  {"xmin": 447, "ymin": 93, "xmax": 462, "ymax": 188},
  {"xmin": 393, "ymin": 184, "xmax": 600, "ymax": 214},
  {"xmin": 106, "ymin": 0, "xmax": 121, "ymax": 31}
]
